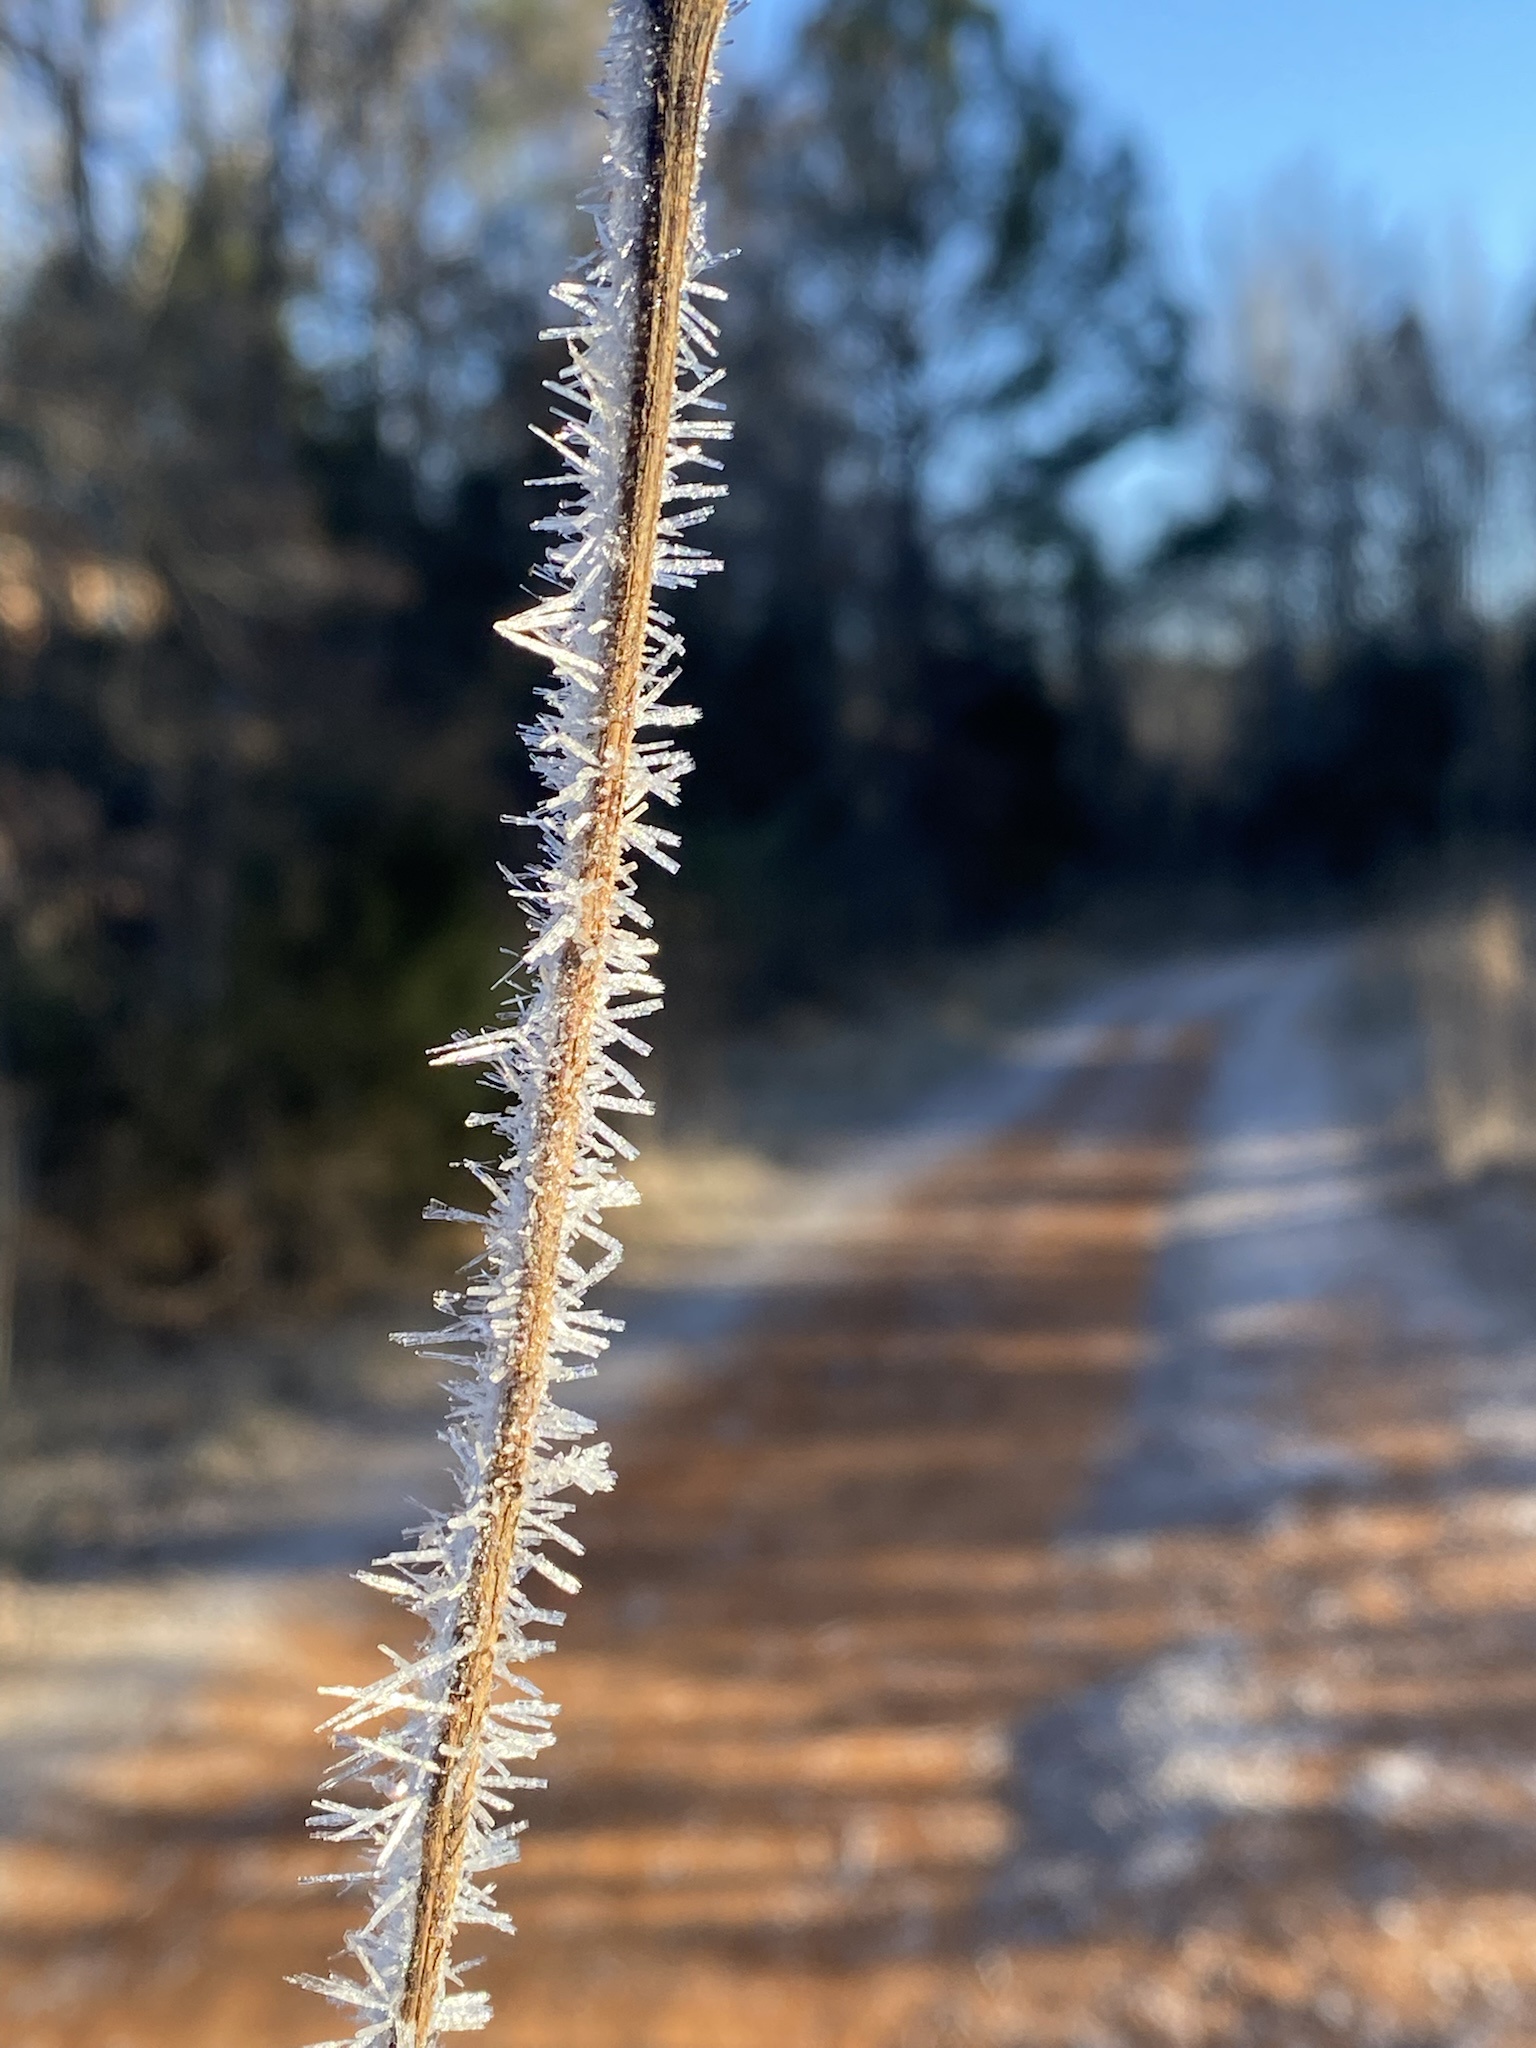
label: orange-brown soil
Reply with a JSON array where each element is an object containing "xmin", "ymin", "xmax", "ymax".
[{"xmin": 10, "ymin": 1014, "xmax": 1536, "ymax": 2046}]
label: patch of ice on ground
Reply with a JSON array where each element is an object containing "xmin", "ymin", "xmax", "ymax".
[
  {"xmin": 0, "ymin": 1571, "xmax": 304, "ymax": 1834},
  {"xmin": 996, "ymin": 936, "xmax": 1536, "ymax": 1950},
  {"xmin": 984, "ymin": 1637, "xmax": 1324, "ymax": 1936},
  {"xmin": 1075, "ymin": 943, "xmax": 1522, "ymax": 1534}
]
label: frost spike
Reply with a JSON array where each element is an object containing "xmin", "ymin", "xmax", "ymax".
[
  {"xmin": 388, "ymin": 3, "xmax": 731, "ymax": 2043},
  {"xmin": 300, "ymin": 0, "xmax": 731, "ymax": 2034}
]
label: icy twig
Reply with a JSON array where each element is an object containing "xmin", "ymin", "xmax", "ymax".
[{"xmin": 294, "ymin": 2, "xmax": 732, "ymax": 2041}]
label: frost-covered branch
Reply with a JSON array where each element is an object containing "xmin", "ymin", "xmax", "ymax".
[{"xmin": 293, "ymin": 3, "xmax": 732, "ymax": 2041}]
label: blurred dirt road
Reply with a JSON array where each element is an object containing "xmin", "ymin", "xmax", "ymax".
[{"xmin": 10, "ymin": 941, "xmax": 1536, "ymax": 2046}]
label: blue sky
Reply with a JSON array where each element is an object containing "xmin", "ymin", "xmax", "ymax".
[
  {"xmin": 731, "ymin": 0, "xmax": 1536, "ymax": 297},
  {"xmin": 724, "ymin": 0, "xmax": 1536, "ymax": 588}
]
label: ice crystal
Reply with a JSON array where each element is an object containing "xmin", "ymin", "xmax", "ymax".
[{"xmin": 295, "ymin": 3, "xmax": 729, "ymax": 2039}]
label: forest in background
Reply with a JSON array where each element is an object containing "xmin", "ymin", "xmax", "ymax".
[{"xmin": 1, "ymin": 0, "xmax": 1533, "ymax": 1342}]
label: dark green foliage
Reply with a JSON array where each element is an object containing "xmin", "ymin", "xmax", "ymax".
[
  {"xmin": 1, "ymin": 0, "xmax": 1522, "ymax": 1335},
  {"xmin": 672, "ymin": 0, "xmax": 1183, "ymax": 997}
]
